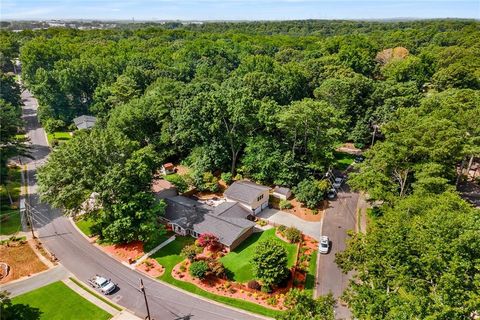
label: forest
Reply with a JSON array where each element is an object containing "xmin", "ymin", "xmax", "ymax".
[{"xmin": 1, "ymin": 19, "xmax": 479, "ymax": 318}]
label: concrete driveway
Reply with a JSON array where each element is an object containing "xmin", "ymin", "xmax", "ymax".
[{"xmin": 257, "ymin": 208, "xmax": 322, "ymax": 241}]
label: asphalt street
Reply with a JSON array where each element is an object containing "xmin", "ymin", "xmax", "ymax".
[
  {"xmin": 20, "ymin": 87, "xmax": 263, "ymax": 320},
  {"xmin": 316, "ymin": 184, "xmax": 358, "ymax": 319}
]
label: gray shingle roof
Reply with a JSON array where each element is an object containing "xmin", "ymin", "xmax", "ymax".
[
  {"xmin": 73, "ymin": 115, "xmax": 97, "ymax": 129},
  {"xmin": 223, "ymin": 180, "xmax": 270, "ymax": 204},
  {"xmin": 164, "ymin": 196, "xmax": 255, "ymax": 247},
  {"xmin": 273, "ymin": 186, "xmax": 291, "ymax": 196}
]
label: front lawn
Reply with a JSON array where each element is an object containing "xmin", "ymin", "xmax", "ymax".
[
  {"xmin": 144, "ymin": 230, "xmax": 175, "ymax": 252},
  {"xmin": 12, "ymin": 281, "xmax": 111, "ymax": 320},
  {"xmin": 220, "ymin": 228, "xmax": 297, "ymax": 283},
  {"xmin": 47, "ymin": 131, "xmax": 72, "ymax": 146},
  {"xmin": 0, "ymin": 166, "xmax": 22, "ymax": 236},
  {"xmin": 153, "ymin": 235, "xmax": 282, "ymax": 318},
  {"xmin": 334, "ymin": 151, "xmax": 356, "ymax": 171},
  {"xmin": 75, "ymin": 216, "xmax": 96, "ymax": 237}
]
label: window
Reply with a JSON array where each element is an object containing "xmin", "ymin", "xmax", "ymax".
[{"xmin": 257, "ymin": 194, "xmax": 264, "ymax": 202}]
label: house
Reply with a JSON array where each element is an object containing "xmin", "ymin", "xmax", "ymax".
[
  {"xmin": 73, "ymin": 115, "xmax": 97, "ymax": 130},
  {"xmin": 224, "ymin": 180, "xmax": 270, "ymax": 215},
  {"xmin": 163, "ymin": 196, "xmax": 255, "ymax": 250},
  {"xmin": 272, "ymin": 186, "xmax": 292, "ymax": 200},
  {"xmin": 161, "ymin": 163, "xmax": 175, "ymax": 175},
  {"xmin": 152, "ymin": 178, "xmax": 177, "ymax": 199}
]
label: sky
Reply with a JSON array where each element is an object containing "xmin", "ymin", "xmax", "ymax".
[{"xmin": 1, "ymin": 0, "xmax": 479, "ymax": 21}]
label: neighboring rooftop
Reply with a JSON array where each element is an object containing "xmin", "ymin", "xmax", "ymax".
[
  {"xmin": 224, "ymin": 180, "xmax": 270, "ymax": 204},
  {"xmin": 164, "ymin": 196, "xmax": 255, "ymax": 247},
  {"xmin": 273, "ymin": 186, "xmax": 291, "ymax": 196},
  {"xmin": 73, "ymin": 115, "xmax": 97, "ymax": 129},
  {"xmin": 152, "ymin": 178, "xmax": 175, "ymax": 193}
]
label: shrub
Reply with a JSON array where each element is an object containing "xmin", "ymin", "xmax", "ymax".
[
  {"xmin": 197, "ymin": 233, "xmax": 220, "ymax": 249},
  {"xmin": 279, "ymin": 199, "xmax": 292, "ymax": 210},
  {"xmin": 247, "ymin": 280, "xmax": 261, "ymax": 291},
  {"xmin": 221, "ymin": 172, "xmax": 233, "ymax": 185},
  {"xmin": 181, "ymin": 244, "xmax": 203, "ymax": 262},
  {"xmin": 284, "ymin": 227, "xmax": 302, "ymax": 243},
  {"xmin": 208, "ymin": 259, "xmax": 225, "ymax": 278},
  {"xmin": 189, "ymin": 261, "xmax": 209, "ymax": 279},
  {"xmin": 50, "ymin": 139, "xmax": 59, "ymax": 147},
  {"xmin": 43, "ymin": 118, "xmax": 66, "ymax": 133},
  {"xmin": 266, "ymin": 295, "xmax": 278, "ymax": 306},
  {"xmin": 256, "ymin": 219, "xmax": 267, "ymax": 227},
  {"xmin": 165, "ymin": 174, "xmax": 189, "ymax": 193},
  {"xmin": 261, "ymin": 285, "xmax": 272, "ymax": 293},
  {"xmin": 234, "ymin": 173, "xmax": 243, "ymax": 181},
  {"xmin": 179, "ymin": 264, "xmax": 186, "ymax": 272},
  {"xmin": 202, "ymin": 172, "xmax": 219, "ymax": 192},
  {"xmin": 278, "ymin": 225, "xmax": 286, "ymax": 233}
]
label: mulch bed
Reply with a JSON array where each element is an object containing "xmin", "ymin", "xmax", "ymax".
[
  {"xmin": 0, "ymin": 240, "xmax": 48, "ymax": 284},
  {"xmin": 136, "ymin": 258, "xmax": 164, "ymax": 277},
  {"xmin": 100, "ymin": 241, "xmax": 144, "ymax": 264},
  {"xmin": 270, "ymin": 197, "xmax": 325, "ymax": 222},
  {"xmin": 172, "ymin": 259, "xmax": 287, "ymax": 310}
]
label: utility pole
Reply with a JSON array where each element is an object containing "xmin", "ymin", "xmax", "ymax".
[
  {"xmin": 140, "ymin": 279, "xmax": 152, "ymax": 320},
  {"xmin": 25, "ymin": 203, "xmax": 36, "ymax": 239}
]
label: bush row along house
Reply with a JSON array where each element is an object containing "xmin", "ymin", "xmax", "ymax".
[{"xmin": 154, "ymin": 179, "xmax": 271, "ymax": 250}]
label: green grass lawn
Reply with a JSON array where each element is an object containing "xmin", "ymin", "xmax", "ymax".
[
  {"xmin": 334, "ymin": 152, "xmax": 356, "ymax": 171},
  {"xmin": 305, "ymin": 250, "xmax": 318, "ymax": 295},
  {"xmin": 152, "ymin": 235, "xmax": 283, "ymax": 318},
  {"xmin": 12, "ymin": 281, "xmax": 111, "ymax": 320},
  {"xmin": 144, "ymin": 230, "xmax": 176, "ymax": 252},
  {"xmin": 1, "ymin": 166, "xmax": 23, "ymax": 236},
  {"xmin": 75, "ymin": 216, "xmax": 96, "ymax": 237},
  {"xmin": 47, "ymin": 131, "xmax": 72, "ymax": 146},
  {"xmin": 220, "ymin": 228, "xmax": 297, "ymax": 283},
  {"xmin": 0, "ymin": 209, "xmax": 22, "ymax": 235}
]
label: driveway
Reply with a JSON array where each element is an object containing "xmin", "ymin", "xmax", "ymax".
[
  {"xmin": 257, "ymin": 208, "xmax": 322, "ymax": 241},
  {"xmin": 316, "ymin": 184, "xmax": 358, "ymax": 319},
  {"xmin": 20, "ymin": 87, "xmax": 263, "ymax": 320}
]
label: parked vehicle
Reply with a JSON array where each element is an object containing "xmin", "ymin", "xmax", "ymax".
[
  {"xmin": 333, "ymin": 177, "xmax": 344, "ymax": 189},
  {"xmin": 319, "ymin": 236, "xmax": 330, "ymax": 254},
  {"xmin": 88, "ymin": 275, "xmax": 116, "ymax": 295},
  {"xmin": 327, "ymin": 189, "xmax": 337, "ymax": 200}
]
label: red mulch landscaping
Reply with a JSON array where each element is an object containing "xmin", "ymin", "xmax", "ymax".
[
  {"xmin": 101, "ymin": 241, "xmax": 144, "ymax": 264},
  {"xmin": 172, "ymin": 259, "xmax": 288, "ymax": 310},
  {"xmin": 136, "ymin": 258, "xmax": 164, "ymax": 277},
  {"xmin": 270, "ymin": 197, "xmax": 325, "ymax": 222}
]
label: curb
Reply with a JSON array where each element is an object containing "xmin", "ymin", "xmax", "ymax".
[{"xmin": 68, "ymin": 218, "xmax": 273, "ymax": 320}]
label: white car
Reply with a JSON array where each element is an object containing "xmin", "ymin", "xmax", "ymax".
[
  {"xmin": 332, "ymin": 177, "xmax": 344, "ymax": 189},
  {"xmin": 89, "ymin": 275, "xmax": 116, "ymax": 295},
  {"xmin": 319, "ymin": 236, "xmax": 330, "ymax": 254}
]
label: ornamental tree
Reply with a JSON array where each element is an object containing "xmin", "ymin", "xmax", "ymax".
[
  {"xmin": 197, "ymin": 233, "xmax": 220, "ymax": 249},
  {"xmin": 251, "ymin": 239, "xmax": 289, "ymax": 287}
]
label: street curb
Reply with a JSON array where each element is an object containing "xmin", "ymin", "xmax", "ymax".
[{"xmin": 68, "ymin": 218, "xmax": 273, "ymax": 320}]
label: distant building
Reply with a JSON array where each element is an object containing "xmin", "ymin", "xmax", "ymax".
[
  {"xmin": 161, "ymin": 163, "xmax": 175, "ymax": 175},
  {"xmin": 73, "ymin": 115, "xmax": 97, "ymax": 130},
  {"xmin": 272, "ymin": 186, "xmax": 292, "ymax": 200}
]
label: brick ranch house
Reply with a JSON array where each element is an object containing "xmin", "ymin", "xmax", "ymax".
[{"xmin": 156, "ymin": 180, "xmax": 271, "ymax": 250}]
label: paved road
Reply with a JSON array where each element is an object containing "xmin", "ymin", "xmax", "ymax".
[
  {"xmin": 20, "ymin": 88, "xmax": 263, "ymax": 320},
  {"xmin": 316, "ymin": 185, "xmax": 358, "ymax": 319}
]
